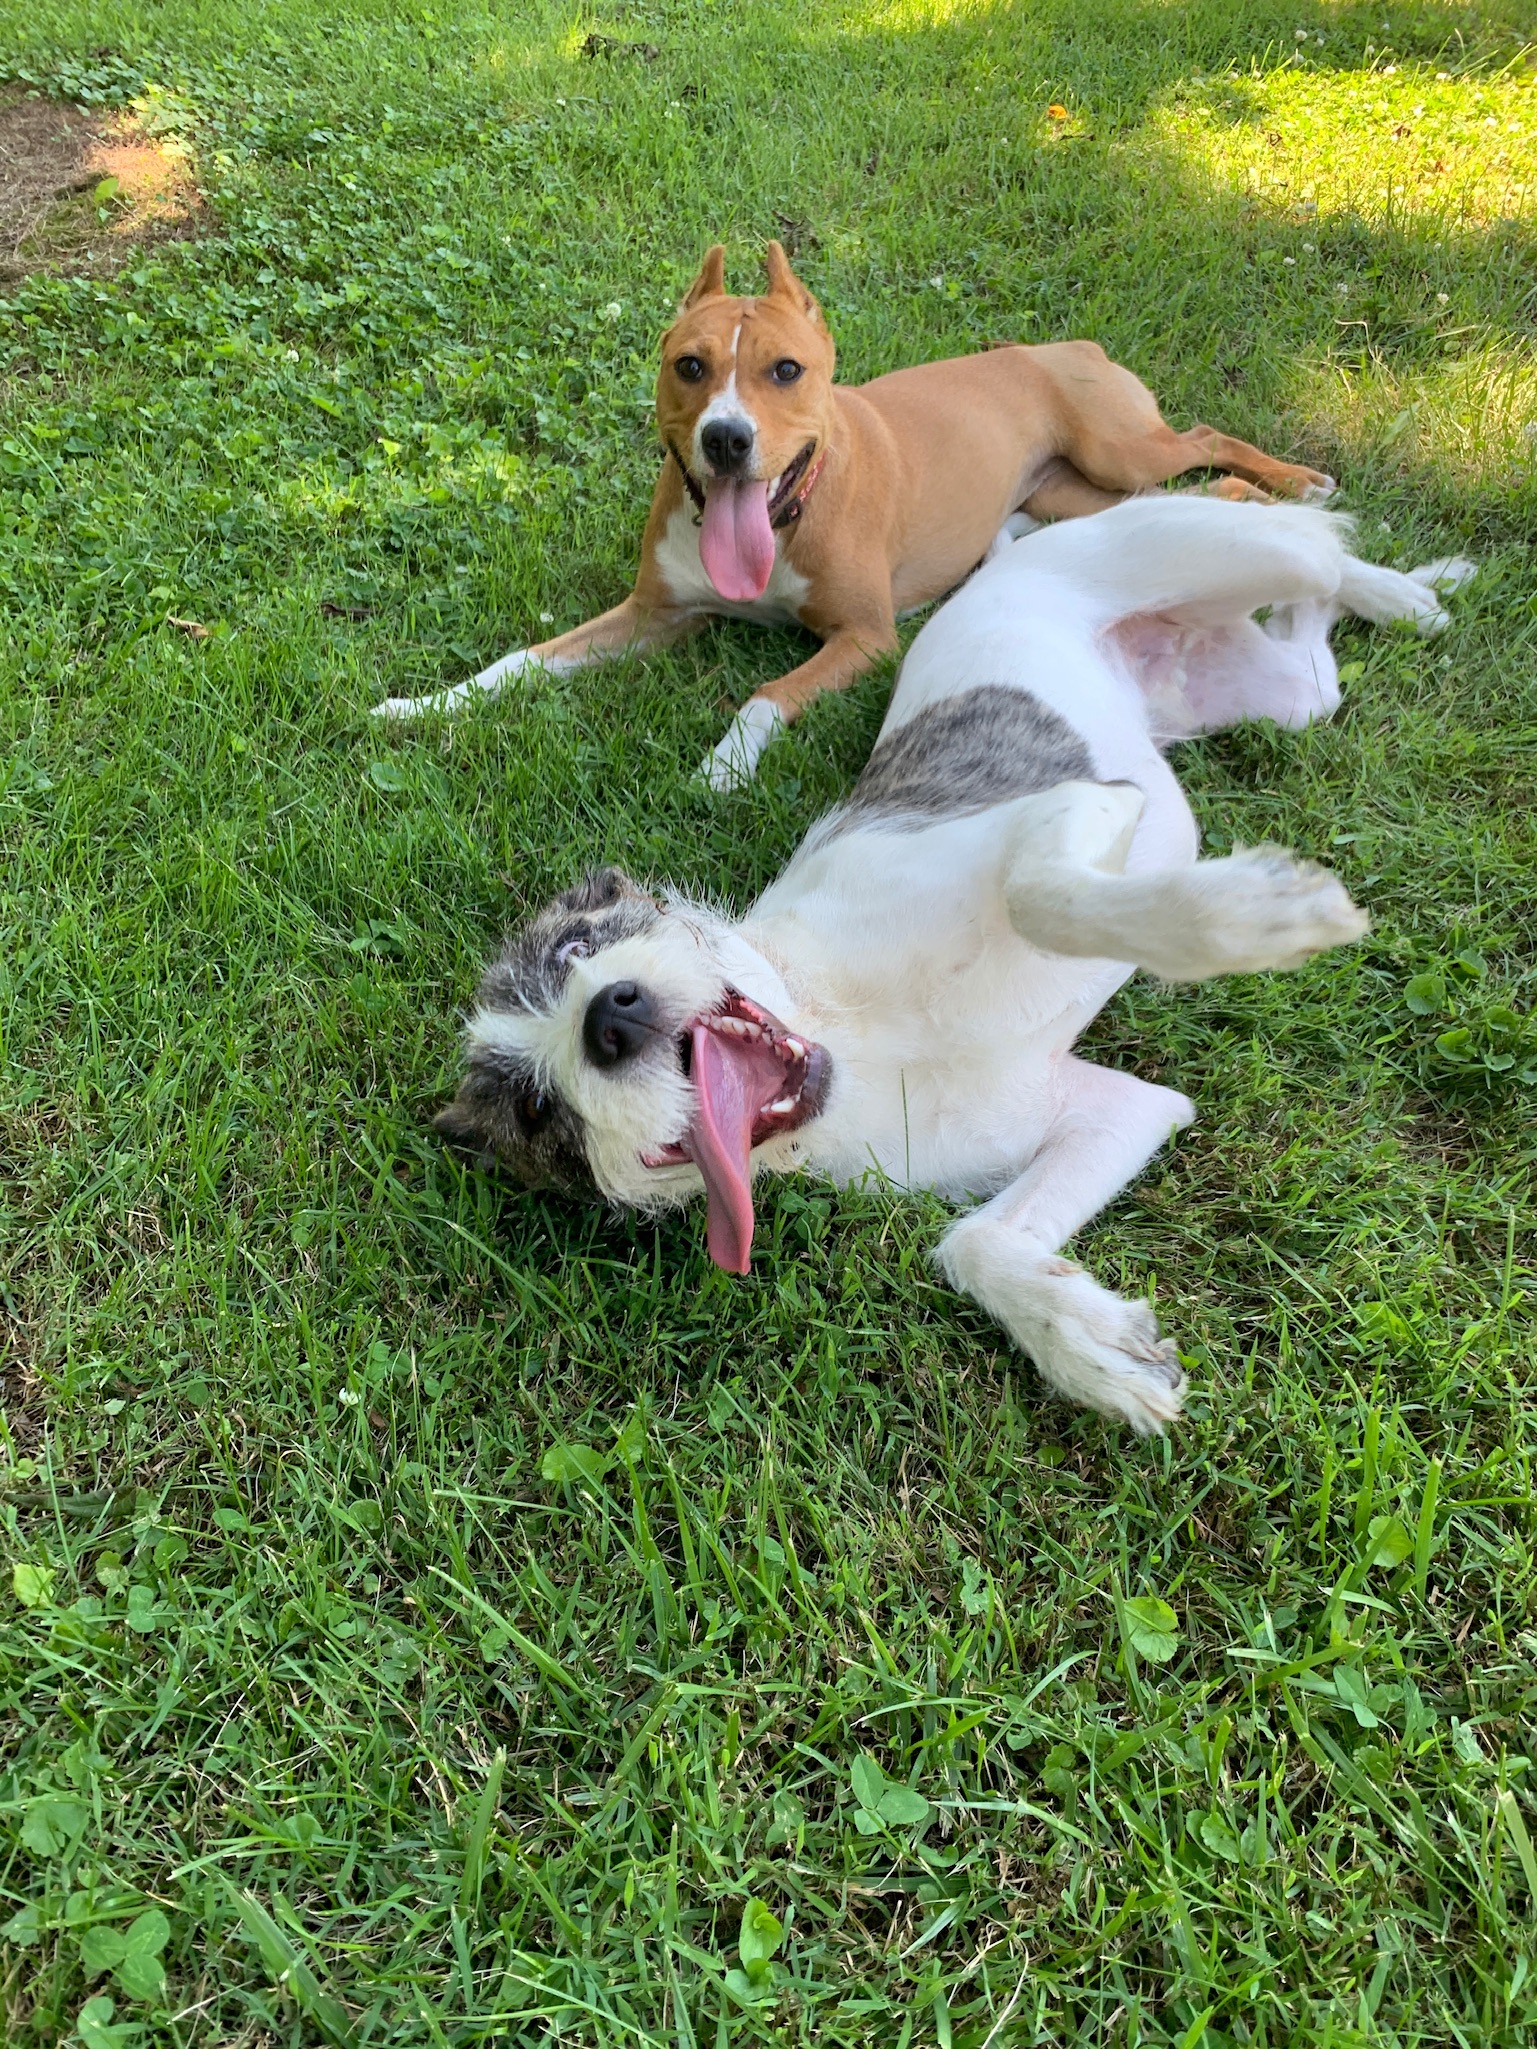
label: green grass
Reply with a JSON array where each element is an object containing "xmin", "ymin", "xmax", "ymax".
[{"xmin": 1, "ymin": 1, "xmax": 1536, "ymax": 2042}]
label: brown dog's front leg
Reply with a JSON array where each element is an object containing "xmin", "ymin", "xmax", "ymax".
[
  {"xmin": 374, "ymin": 593, "xmax": 697, "ymax": 721},
  {"xmin": 529, "ymin": 593, "xmax": 698, "ymax": 666},
  {"xmin": 701, "ymin": 624, "xmax": 898, "ymax": 790}
]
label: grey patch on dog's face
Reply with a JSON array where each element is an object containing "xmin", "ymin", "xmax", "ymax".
[
  {"xmin": 476, "ymin": 866, "xmax": 664, "ymax": 1018},
  {"xmin": 822, "ymin": 685, "xmax": 1093, "ymax": 836},
  {"xmin": 434, "ymin": 866, "xmax": 664, "ymax": 1196},
  {"xmin": 434, "ymin": 1049, "xmax": 597, "ymax": 1196}
]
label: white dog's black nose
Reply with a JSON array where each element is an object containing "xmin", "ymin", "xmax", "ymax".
[
  {"xmin": 700, "ymin": 418, "xmax": 754, "ymax": 475},
  {"xmin": 583, "ymin": 981, "xmax": 657, "ymax": 1067}
]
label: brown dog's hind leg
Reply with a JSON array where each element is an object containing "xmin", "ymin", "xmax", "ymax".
[
  {"xmin": 1198, "ymin": 475, "xmax": 1275, "ymax": 503},
  {"xmin": 1037, "ymin": 345, "xmax": 1334, "ymax": 506},
  {"xmin": 1066, "ymin": 415, "xmax": 1333, "ymax": 505},
  {"xmin": 1021, "ymin": 458, "xmax": 1126, "ymax": 521},
  {"xmin": 1156, "ymin": 425, "xmax": 1333, "ymax": 501}
]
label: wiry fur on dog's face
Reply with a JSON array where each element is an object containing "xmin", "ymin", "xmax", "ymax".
[
  {"xmin": 437, "ymin": 865, "xmax": 831, "ymax": 1270},
  {"xmin": 656, "ymin": 240, "xmax": 837, "ymax": 492},
  {"xmin": 435, "ymin": 868, "xmax": 732, "ymax": 1208}
]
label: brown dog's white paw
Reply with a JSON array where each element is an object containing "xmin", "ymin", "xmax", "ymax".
[{"xmin": 700, "ymin": 700, "xmax": 785, "ymax": 791}]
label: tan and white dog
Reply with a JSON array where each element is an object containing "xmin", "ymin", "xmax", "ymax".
[
  {"xmin": 431, "ymin": 496, "xmax": 1473, "ymax": 1434},
  {"xmin": 376, "ymin": 243, "xmax": 1336, "ymax": 787}
]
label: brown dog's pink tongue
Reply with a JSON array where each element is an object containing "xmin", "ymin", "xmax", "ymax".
[
  {"xmin": 684, "ymin": 1022, "xmax": 785, "ymax": 1273},
  {"xmin": 699, "ymin": 478, "xmax": 776, "ymax": 602}
]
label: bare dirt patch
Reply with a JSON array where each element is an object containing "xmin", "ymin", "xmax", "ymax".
[{"xmin": 0, "ymin": 88, "xmax": 203, "ymax": 281}]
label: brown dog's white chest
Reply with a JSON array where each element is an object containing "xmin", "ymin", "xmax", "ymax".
[{"xmin": 652, "ymin": 501, "xmax": 812, "ymax": 625}]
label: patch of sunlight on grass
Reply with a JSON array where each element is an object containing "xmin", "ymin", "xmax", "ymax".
[
  {"xmin": 838, "ymin": 0, "xmax": 993, "ymax": 33},
  {"xmin": 1306, "ymin": 340, "xmax": 1537, "ymax": 494},
  {"xmin": 1143, "ymin": 61, "xmax": 1536, "ymax": 228},
  {"xmin": 1130, "ymin": 57, "xmax": 1536, "ymax": 492}
]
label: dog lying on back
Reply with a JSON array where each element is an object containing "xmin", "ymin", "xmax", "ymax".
[
  {"xmin": 378, "ymin": 242, "xmax": 1335, "ymax": 788},
  {"xmin": 434, "ymin": 497, "xmax": 1472, "ymax": 1433}
]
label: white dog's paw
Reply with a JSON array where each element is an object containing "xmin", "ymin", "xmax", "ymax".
[
  {"xmin": 1410, "ymin": 556, "xmax": 1477, "ymax": 596},
  {"xmin": 1404, "ymin": 557, "xmax": 1476, "ymax": 635},
  {"xmin": 1016, "ymin": 1262, "xmax": 1188, "ymax": 1436},
  {"xmin": 935, "ymin": 1230, "xmax": 1187, "ymax": 1436},
  {"xmin": 700, "ymin": 699, "xmax": 785, "ymax": 792},
  {"xmin": 984, "ymin": 511, "xmax": 1042, "ymax": 562},
  {"xmin": 1146, "ymin": 848, "xmax": 1369, "ymax": 980}
]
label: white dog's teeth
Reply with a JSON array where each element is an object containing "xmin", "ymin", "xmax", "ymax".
[
  {"xmin": 765, "ymin": 1097, "xmax": 796, "ymax": 1115},
  {"xmin": 713, "ymin": 1016, "xmax": 762, "ymax": 1039},
  {"xmin": 783, "ymin": 1037, "xmax": 806, "ymax": 1059}
]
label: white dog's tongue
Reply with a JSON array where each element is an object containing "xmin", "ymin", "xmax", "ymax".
[
  {"xmin": 685, "ymin": 1021, "xmax": 786, "ymax": 1274},
  {"xmin": 699, "ymin": 478, "xmax": 776, "ymax": 602}
]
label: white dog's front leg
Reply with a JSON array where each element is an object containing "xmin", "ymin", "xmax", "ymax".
[
  {"xmin": 936, "ymin": 1060, "xmax": 1195, "ymax": 1435},
  {"xmin": 1002, "ymin": 780, "xmax": 1369, "ymax": 981}
]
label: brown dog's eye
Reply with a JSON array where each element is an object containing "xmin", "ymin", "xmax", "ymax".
[
  {"xmin": 515, "ymin": 1090, "xmax": 554, "ymax": 1137},
  {"xmin": 771, "ymin": 358, "xmax": 803, "ymax": 384},
  {"xmin": 674, "ymin": 355, "xmax": 705, "ymax": 382}
]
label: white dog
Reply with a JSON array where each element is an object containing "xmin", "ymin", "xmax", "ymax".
[{"xmin": 435, "ymin": 497, "xmax": 1473, "ymax": 1433}]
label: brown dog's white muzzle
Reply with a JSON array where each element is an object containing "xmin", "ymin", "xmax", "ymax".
[{"xmin": 699, "ymin": 415, "xmax": 756, "ymax": 478}]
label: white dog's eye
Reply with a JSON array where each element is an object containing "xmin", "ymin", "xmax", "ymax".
[{"xmin": 556, "ymin": 937, "xmax": 591, "ymax": 965}]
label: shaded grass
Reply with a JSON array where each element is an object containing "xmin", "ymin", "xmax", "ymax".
[{"xmin": 0, "ymin": 1, "xmax": 1535, "ymax": 2044}]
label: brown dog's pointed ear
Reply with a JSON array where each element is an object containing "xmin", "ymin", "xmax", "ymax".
[
  {"xmin": 762, "ymin": 239, "xmax": 823, "ymax": 324},
  {"xmin": 681, "ymin": 244, "xmax": 727, "ymax": 308}
]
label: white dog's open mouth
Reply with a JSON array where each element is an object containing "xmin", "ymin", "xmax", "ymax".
[{"xmin": 641, "ymin": 989, "xmax": 827, "ymax": 1275}]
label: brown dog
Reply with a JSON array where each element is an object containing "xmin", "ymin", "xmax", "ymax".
[{"xmin": 376, "ymin": 243, "xmax": 1334, "ymax": 784}]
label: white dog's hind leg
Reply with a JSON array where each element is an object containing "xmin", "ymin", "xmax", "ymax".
[
  {"xmin": 936, "ymin": 1060, "xmax": 1195, "ymax": 1434},
  {"xmin": 1002, "ymin": 780, "xmax": 1369, "ymax": 980},
  {"xmin": 1410, "ymin": 556, "xmax": 1477, "ymax": 598},
  {"xmin": 1336, "ymin": 555, "xmax": 1476, "ymax": 638}
]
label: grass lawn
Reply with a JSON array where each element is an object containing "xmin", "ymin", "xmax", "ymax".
[{"xmin": 2, "ymin": 0, "xmax": 1536, "ymax": 2041}]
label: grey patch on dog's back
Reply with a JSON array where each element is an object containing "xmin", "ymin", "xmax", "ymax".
[{"xmin": 816, "ymin": 685, "xmax": 1093, "ymax": 840}]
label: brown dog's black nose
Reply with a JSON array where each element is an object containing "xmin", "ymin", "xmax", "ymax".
[
  {"xmin": 700, "ymin": 418, "xmax": 754, "ymax": 474},
  {"xmin": 583, "ymin": 981, "xmax": 657, "ymax": 1068}
]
